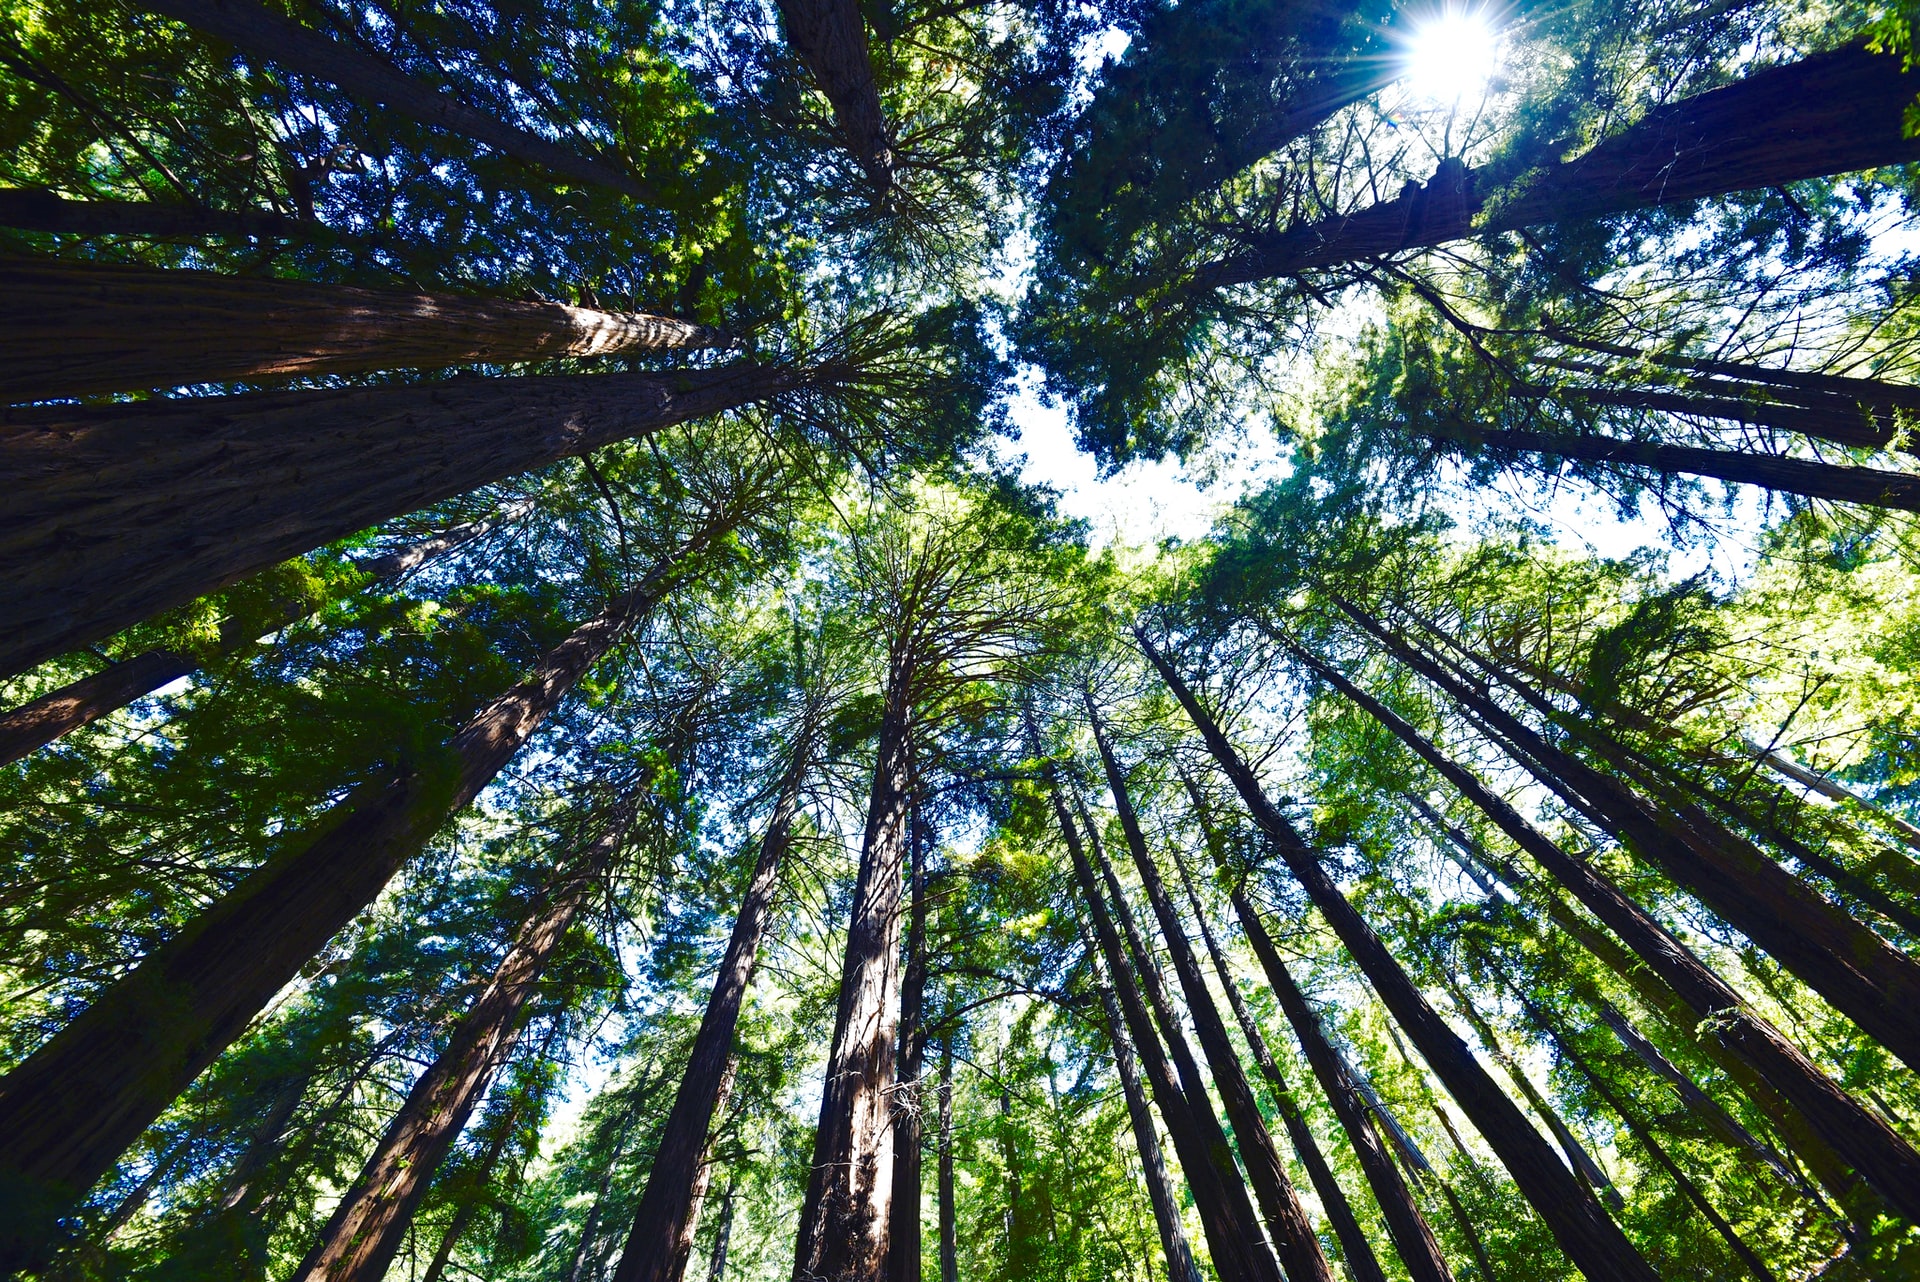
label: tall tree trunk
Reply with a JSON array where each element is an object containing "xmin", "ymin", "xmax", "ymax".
[
  {"xmin": 292, "ymin": 820, "xmax": 623, "ymax": 1282},
  {"xmin": 0, "ymin": 187, "xmax": 313, "ymax": 239},
  {"xmin": 1199, "ymin": 45, "xmax": 1920, "ymax": 289},
  {"xmin": 1084, "ymin": 700, "xmax": 1334, "ymax": 1282},
  {"xmin": 1337, "ymin": 604, "xmax": 1920, "ymax": 1085},
  {"xmin": 2, "ymin": 256, "xmax": 732, "ymax": 402},
  {"xmin": 567, "ymin": 1100, "xmax": 651, "ymax": 1282},
  {"xmin": 1045, "ymin": 778, "xmax": 1278, "ymax": 1282},
  {"xmin": 0, "ymin": 358, "xmax": 811, "ymax": 679},
  {"xmin": 936, "ymin": 1044, "xmax": 957, "ymax": 1282},
  {"xmin": 1740, "ymin": 737, "xmax": 1920, "ymax": 855},
  {"xmin": 667, "ymin": 1058, "xmax": 740, "ymax": 1282},
  {"xmin": 705, "ymin": 1182, "xmax": 737, "ymax": 1282},
  {"xmin": 1140, "ymin": 630, "xmax": 1660, "ymax": 1282},
  {"xmin": 1539, "ymin": 381, "xmax": 1915, "ymax": 454},
  {"xmin": 771, "ymin": 0, "xmax": 891, "ymax": 190},
  {"xmin": 1299, "ymin": 640, "xmax": 1920, "ymax": 1222},
  {"xmin": 0, "ymin": 531, "xmax": 718, "ymax": 1271},
  {"xmin": 0, "ymin": 504, "xmax": 519, "ymax": 766},
  {"xmin": 618, "ymin": 767, "xmax": 806, "ymax": 1282},
  {"xmin": 791, "ymin": 678, "xmax": 913, "ymax": 1282},
  {"xmin": 1088, "ymin": 955, "xmax": 1204, "ymax": 1282},
  {"xmin": 138, "ymin": 0, "xmax": 653, "ymax": 199},
  {"xmin": 418, "ymin": 1101, "xmax": 528, "ymax": 1282},
  {"xmin": 887, "ymin": 813, "xmax": 929, "ymax": 1282},
  {"xmin": 1546, "ymin": 332, "xmax": 1920, "ymax": 417}
]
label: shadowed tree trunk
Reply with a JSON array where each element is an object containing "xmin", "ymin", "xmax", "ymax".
[
  {"xmin": 1084, "ymin": 699, "xmax": 1333, "ymax": 1282},
  {"xmin": 772, "ymin": 0, "xmax": 891, "ymax": 190},
  {"xmin": 0, "ymin": 358, "xmax": 812, "ymax": 679},
  {"xmin": 617, "ymin": 765, "xmax": 806, "ymax": 1282},
  {"xmin": 1140, "ymin": 629, "xmax": 1660, "ymax": 1282},
  {"xmin": 0, "ymin": 504, "xmax": 522, "ymax": 766},
  {"xmin": 1199, "ymin": 45, "xmax": 1920, "ymax": 290},
  {"xmin": 1740, "ymin": 738, "xmax": 1920, "ymax": 855},
  {"xmin": 0, "ymin": 187, "xmax": 313, "ymax": 239},
  {"xmin": 937, "ymin": 1043, "xmax": 957, "ymax": 1282},
  {"xmin": 1540, "ymin": 381, "xmax": 1918, "ymax": 454},
  {"xmin": 418, "ymin": 1101, "xmax": 531, "ymax": 1282},
  {"xmin": 667, "ymin": 1058, "xmax": 739, "ymax": 1282},
  {"xmin": 567, "ymin": 1098, "xmax": 653, "ymax": 1282},
  {"xmin": 887, "ymin": 810, "xmax": 930, "ymax": 1282},
  {"xmin": 705, "ymin": 1182, "xmax": 737, "ymax": 1282},
  {"xmin": 138, "ymin": 0, "xmax": 653, "ymax": 198},
  {"xmin": 2, "ymin": 256, "xmax": 733, "ymax": 402},
  {"xmin": 0, "ymin": 523, "xmax": 728, "ymax": 1272},
  {"xmin": 1298, "ymin": 641, "xmax": 1920, "ymax": 1223}
]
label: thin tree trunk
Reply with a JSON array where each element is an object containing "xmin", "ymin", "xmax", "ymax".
[
  {"xmin": 1338, "ymin": 604, "xmax": 1920, "ymax": 1086},
  {"xmin": 1140, "ymin": 630, "xmax": 1660, "ymax": 1282},
  {"xmin": 0, "ymin": 187, "xmax": 312, "ymax": 239},
  {"xmin": 568, "ymin": 1102, "xmax": 649, "ymax": 1282},
  {"xmin": 0, "ymin": 358, "xmax": 810, "ymax": 679},
  {"xmin": 0, "ymin": 531, "xmax": 719, "ymax": 1271},
  {"xmin": 791, "ymin": 678, "xmax": 913, "ymax": 1282},
  {"xmin": 1741, "ymin": 738, "xmax": 1920, "ymax": 855},
  {"xmin": 1084, "ymin": 700, "xmax": 1334, "ymax": 1282},
  {"xmin": 418, "ymin": 1103, "xmax": 528, "ymax": 1282},
  {"xmin": 1541, "ymin": 382, "xmax": 1914, "ymax": 454},
  {"xmin": 1545, "ymin": 332, "xmax": 1920, "ymax": 415},
  {"xmin": 887, "ymin": 813, "xmax": 929, "ymax": 1282},
  {"xmin": 617, "ymin": 767, "xmax": 804, "ymax": 1282},
  {"xmin": 1300, "ymin": 640, "xmax": 1920, "ymax": 1221},
  {"xmin": 138, "ymin": 0, "xmax": 653, "ymax": 199},
  {"xmin": 217, "ymin": 1070, "xmax": 310, "ymax": 1215},
  {"xmin": 1199, "ymin": 45, "xmax": 1920, "ymax": 289},
  {"xmin": 292, "ymin": 821, "xmax": 622, "ymax": 1282},
  {"xmin": 2, "ymin": 256, "xmax": 733, "ymax": 402},
  {"xmin": 668, "ymin": 1058, "xmax": 739, "ymax": 1282},
  {"xmin": 771, "ymin": 0, "xmax": 891, "ymax": 189},
  {"xmin": 0, "ymin": 505, "xmax": 517, "ymax": 766},
  {"xmin": 705, "ymin": 1182, "xmax": 737, "ymax": 1282},
  {"xmin": 936, "ymin": 1043, "xmax": 957, "ymax": 1282}
]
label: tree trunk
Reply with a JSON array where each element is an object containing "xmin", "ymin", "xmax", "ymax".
[
  {"xmin": 668, "ymin": 1057, "xmax": 739, "ymax": 1282},
  {"xmin": 705, "ymin": 1182, "xmax": 737, "ymax": 1282},
  {"xmin": 0, "ymin": 533, "xmax": 714, "ymax": 1271},
  {"xmin": 0, "ymin": 358, "xmax": 809, "ymax": 679},
  {"xmin": 418, "ymin": 1103, "xmax": 528, "ymax": 1282},
  {"xmin": 1085, "ymin": 700, "xmax": 1334, "ymax": 1282},
  {"xmin": 292, "ymin": 820, "xmax": 621, "ymax": 1282},
  {"xmin": 1200, "ymin": 45, "xmax": 1920, "ymax": 289},
  {"xmin": 1741, "ymin": 737, "xmax": 1920, "ymax": 855},
  {"xmin": 2, "ymin": 256, "xmax": 732, "ymax": 402},
  {"xmin": 771, "ymin": 0, "xmax": 891, "ymax": 190},
  {"xmin": 1046, "ymin": 779, "xmax": 1278, "ymax": 1282},
  {"xmin": 1302, "ymin": 639, "xmax": 1920, "ymax": 1222},
  {"xmin": 1540, "ymin": 381, "xmax": 1914, "ymax": 454},
  {"xmin": 1140, "ymin": 630, "xmax": 1660, "ymax": 1282},
  {"xmin": 1338, "ymin": 605, "xmax": 1920, "ymax": 1088},
  {"xmin": 791, "ymin": 677, "xmax": 913, "ymax": 1282},
  {"xmin": 0, "ymin": 505, "xmax": 515, "ymax": 766},
  {"xmin": 138, "ymin": 0, "xmax": 653, "ymax": 199},
  {"xmin": 618, "ymin": 769, "xmax": 804, "ymax": 1282},
  {"xmin": 0, "ymin": 187, "xmax": 313, "ymax": 239},
  {"xmin": 936, "ymin": 1044, "xmax": 957, "ymax": 1282},
  {"xmin": 1417, "ymin": 423, "xmax": 1920, "ymax": 512},
  {"xmin": 887, "ymin": 814, "xmax": 929, "ymax": 1282},
  {"xmin": 567, "ymin": 1101, "xmax": 650, "ymax": 1282}
]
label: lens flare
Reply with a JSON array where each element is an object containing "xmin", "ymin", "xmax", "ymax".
[{"xmin": 1405, "ymin": 7, "xmax": 1499, "ymax": 105}]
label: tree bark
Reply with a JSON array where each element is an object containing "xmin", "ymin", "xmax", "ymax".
[
  {"xmin": 2, "ymin": 256, "xmax": 733, "ymax": 402},
  {"xmin": 138, "ymin": 0, "xmax": 654, "ymax": 199},
  {"xmin": 791, "ymin": 679, "xmax": 913, "ymax": 1282},
  {"xmin": 1540, "ymin": 381, "xmax": 1915, "ymax": 454},
  {"xmin": 887, "ymin": 814, "xmax": 929, "ymax": 1282},
  {"xmin": 772, "ymin": 0, "xmax": 892, "ymax": 190},
  {"xmin": 1084, "ymin": 700, "xmax": 1334, "ymax": 1282},
  {"xmin": 0, "ymin": 532, "xmax": 716, "ymax": 1271},
  {"xmin": 616, "ymin": 768, "xmax": 803, "ymax": 1282},
  {"xmin": 668, "ymin": 1058, "xmax": 739, "ymax": 1282},
  {"xmin": 936, "ymin": 1044, "xmax": 957, "ymax": 1282},
  {"xmin": 1300, "ymin": 642, "xmax": 1920, "ymax": 1222},
  {"xmin": 0, "ymin": 506, "xmax": 514, "ymax": 766},
  {"xmin": 1200, "ymin": 45, "xmax": 1920, "ymax": 289},
  {"xmin": 1140, "ymin": 630, "xmax": 1661, "ymax": 1282},
  {"xmin": 418, "ymin": 1102, "xmax": 527, "ymax": 1282},
  {"xmin": 1741, "ymin": 737, "xmax": 1920, "ymax": 855},
  {"xmin": 0, "ymin": 358, "xmax": 809, "ymax": 680},
  {"xmin": 0, "ymin": 187, "xmax": 313, "ymax": 239},
  {"xmin": 705, "ymin": 1181, "xmax": 737, "ymax": 1282}
]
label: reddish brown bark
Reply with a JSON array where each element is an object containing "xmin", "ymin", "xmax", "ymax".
[
  {"xmin": 0, "ymin": 358, "xmax": 810, "ymax": 680},
  {"xmin": 773, "ymin": 0, "xmax": 892, "ymax": 189},
  {"xmin": 2, "ymin": 256, "xmax": 733, "ymax": 402},
  {"xmin": 886, "ymin": 816, "xmax": 929, "ymax": 1282},
  {"xmin": 1140, "ymin": 630, "xmax": 1660, "ymax": 1282},
  {"xmin": 140, "ymin": 0, "xmax": 653, "ymax": 199}
]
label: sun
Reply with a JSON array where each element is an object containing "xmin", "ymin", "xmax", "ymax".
[{"xmin": 1404, "ymin": 6, "xmax": 1500, "ymax": 106}]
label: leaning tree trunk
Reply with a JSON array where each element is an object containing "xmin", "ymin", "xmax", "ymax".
[
  {"xmin": 418, "ymin": 1099, "xmax": 531, "ymax": 1282},
  {"xmin": 2, "ymin": 256, "xmax": 733, "ymax": 402},
  {"xmin": 138, "ymin": 0, "xmax": 652, "ymax": 199},
  {"xmin": 1140, "ymin": 630, "xmax": 1661, "ymax": 1282},
  {"xmin": 1298, "ymin": 642, "xmax": 1920, "ymax": 1223},
  {"xmin": 1541, "ymin": 381, "xmax": 1917, "ymax": 454},
  {"xmin": 292, "ymin": 820, "xmax": 625, "ymax": 1282},
  {"xmin": 0, "ymin": 504, "xmax": 519, "ymax": 766},
  {"xmin": 0, "ymin": 358, "xmax": 811, "ymax": 679},
  {"xmin": 791, "ymin": 678, "xmax": 914, "ymax": 1282},
  {"xmin": 0, "ymin": 187, "xmax": 315, "ymax": 239},
  {"xmin": 936, "ymin": 1044, "xmax": 958, "ymax": 1282},
  {"xmin": 1047, "ymin": 780, "xmax": 1278, "ymax": 1282},
  {"xmin": 1085, "ymin": 700, "xmax": 1334, "ymax": 1282},
  {"xmin": 0, "ymin": 531, "xmax": 717, "ymax": 1273},
  {"xmin": 1199, "ymin": 44, "xmax": 1920, "ymax": 289},
  {"xmin": 887, "ymin": 814, "xmax": 930, "ymax": 1282},
  {"xmin": 1339, "ymin": 604, "xmax": 1920, "ymax": 1083},
  {"xmin": 1740, "ymin": 737, "xmax": 1920, "ymax": 855},
  {"xmin": 771, "ymin": 0, "xmax": 891, "ymax": 190},
  {"xmin": 616, "ymin": 768, "xmax": 804, "ymax": 1282}
]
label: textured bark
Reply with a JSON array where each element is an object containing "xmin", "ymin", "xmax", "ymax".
[
  {"xmin": 0, "ymin": 537, "xmax": 709, "ymax": 1270},
  {"xmin": 0, "ymin": 508, "xmax": 509, "ymax": 766},
  {"xmin": 617, "ymin": 774, "xmax": 802, "ymax": 1282},
  {"xmin": 3, "ymin": 256, "xmax": 733, "ymax": 402},
  {"xmin": 1201, "ymin": 45, "xmax": 1920, "ymax": 289},
  {"xmin": 293, "ymin": 825, "xmax": 620, "ymax": 1282},
  {"xmin": 1085, "ymin": 701, "xmax": 1333, "ymax": 1282},
  {"xmin": 139, "ymin": 0, "xmax": 653, "ymax": 198},
  {"xmin": 0, "ymin": 359, "xmax": 807, "ymax": 679},
  {"xmin": 418, "ymin": 1105, "xmax": 527, "ymax": 1282},
  {"xmin": 1141, "ymin": 631, "xmax": 1660, "ymax": 1282},
  {"xmin": 1344, "ymin": 606, "xmax": 1920, "ymax": 1083},
  {"xmin": 791, "ymin": 682, "xmax": 912, "ymax": 1282},
  {"xmin": 772, "ymin": 0, "xmax": 891, "ymax": 189},
  {"xmin": 886, "ymin": 820, "xmax": 929, "ymax": 1282},
  {"xmin": 0, "ymin": 187, "xmax": 312, "ymax": 239},
  {"xmin": 1302, "ymin": 642, "xmax": 1920, "ymax": 1223},
  {"xmin": 668, "ymin": 1059, "xmax": 738, "ymax": 1282},
  {"xmin": 704, "ymin": 1182, "xmax": 737, "ymax": 1282},
  {"xmin": 936, "ymin": 1045, "xmax": 957, "ymax": 1282}
]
